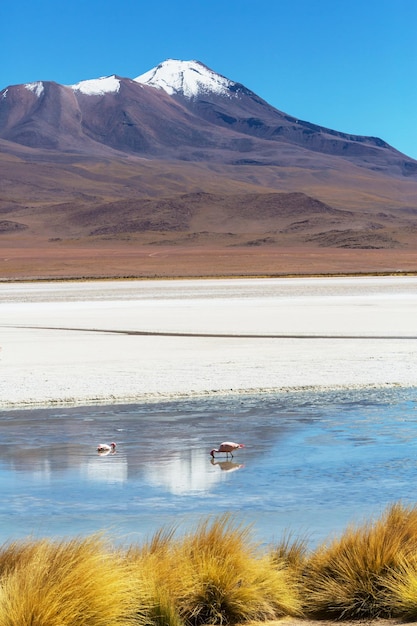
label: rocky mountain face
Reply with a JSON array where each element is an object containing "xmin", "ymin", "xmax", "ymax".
[{"xmin": 1, "ymin": 59, "xmax": 417, "ymax": 274}]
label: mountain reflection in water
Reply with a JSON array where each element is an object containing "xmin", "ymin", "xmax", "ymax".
[{"xmin": 1, "ymin": 387, "xmax": 417, "ymax": 547}]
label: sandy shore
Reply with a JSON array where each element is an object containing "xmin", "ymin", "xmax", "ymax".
[{"xmin": 1, "ymin": 276, "xmax": 417, "ymax": 409}]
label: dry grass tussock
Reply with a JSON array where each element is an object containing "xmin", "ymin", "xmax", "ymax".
[
  {"xmin": 302, "ymin": 502, "xmax": 417, "ymax": 620},
  {"xmin": 0, "ymin": 534, "xmax": 145, "ymax": 626},
  {"xmin": 3, "ymin": 506, "xmax": 417, "ymax": 624},
  {"xmin": 127, "ymin": 514, "xmax": 303, "ymax": 626}
]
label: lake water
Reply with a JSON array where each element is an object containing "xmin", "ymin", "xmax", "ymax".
[{"xmin": 2, "ymin": 386, "xmax": 417, "ymax": 549}]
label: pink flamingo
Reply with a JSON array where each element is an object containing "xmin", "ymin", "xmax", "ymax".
[
  {"xmin": 97, "ymin": 442, "xmax": 116, "ymax": 453},
  {"xmin": 210, "ymin": 442, "xmax": 245, "ymax": 458}
]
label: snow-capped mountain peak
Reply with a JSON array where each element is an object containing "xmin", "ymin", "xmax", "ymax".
[
  {"xmin": 134, "ymin": 59, "xmax": 235, "ymax": 99},
  {"xmin": 70, "ymin": 75, "xmax": 121, "ymax": 96}
]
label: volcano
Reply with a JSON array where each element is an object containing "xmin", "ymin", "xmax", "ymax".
[{"xmin": 1, "ymin": 59, "xmax": 417, "ymax": 279}]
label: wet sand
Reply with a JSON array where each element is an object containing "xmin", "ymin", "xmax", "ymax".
[{"xmin": 1, "ymin": 276, "xmax": 417, "ymax": 409}]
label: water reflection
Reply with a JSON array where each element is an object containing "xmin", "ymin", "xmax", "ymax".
[
  {"xmin": 32, "ymin": 459, "xmax": 52, "ymax": 482},
  {"xmin": 0, "ymin": 387, "xmax": 416, "ymax": 547},
  {"xmin": 211, "ymin": 459, "xmax": 244, "ymax": 473},
  {"xmin": 143, "ymin": 448, "xmax": 235, "ymax": 494},
  {"xmin": 86, "ymin": 455, "xmax": 128, "ymax": 484}
]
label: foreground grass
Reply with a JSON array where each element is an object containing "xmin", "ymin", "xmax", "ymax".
[
  {"xmin": 3, "ymin": 505, "xmax": 417, "ymax": 624},
  {"xmin": 0, "ymin": 535, "xmax": 144, "ymax": 626},
  {"xmin": 127, "ymin": 516, "xmax": 302, "ymax": 626},
  {"xmin": 302, "ymin": 502, "xmax": 417, "ymax": 620}
]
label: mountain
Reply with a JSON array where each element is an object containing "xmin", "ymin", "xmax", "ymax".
[
  {"xmin": 1, "ymin": 59, "xmax": 417, "ymax": 280},
  {"xmin": 1, "ymin": 59, "xmax": 416, "ymax": 174}
]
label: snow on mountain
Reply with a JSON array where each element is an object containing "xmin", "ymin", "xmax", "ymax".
[
  {"xmin": 8, "ymin": 60, "xmax": 237, "ymax": 101},
  {"xmin": 24, "ymin": 82, "xmax": 45, "ymax": 97},
  {"xmin": 134, "ymin": 59, "xmax": 236, "ymax": 99},
  {"xmin": 70, "ymin": 75, "xmax": 121, "ymax": 96}
]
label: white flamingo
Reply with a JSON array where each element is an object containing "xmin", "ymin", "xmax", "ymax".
[{"xmin": 97, "ymin": 442, "xmax": 116, "ymax": 454}]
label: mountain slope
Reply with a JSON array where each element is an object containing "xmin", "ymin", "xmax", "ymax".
[{"xmin": 1, "ymin": 59, "xmax": 417, "ymax": 280}]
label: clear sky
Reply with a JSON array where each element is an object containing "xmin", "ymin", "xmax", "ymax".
[{"xmin": 2, "ymin": 0, "xmax": 416, "ymax": 159}]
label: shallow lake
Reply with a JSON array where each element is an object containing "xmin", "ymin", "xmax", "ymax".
[{"xmin": 2, "ymin": 386, "xmax": 417, "ymax": 549}]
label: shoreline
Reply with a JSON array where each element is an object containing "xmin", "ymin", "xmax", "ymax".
[
  {"xmin": 0, "ymin": 381, "xmax": 413, "ymax": 412},
  {"xmin": 0, "ymin": 382, "xmax": 417, "ymax": 411}
]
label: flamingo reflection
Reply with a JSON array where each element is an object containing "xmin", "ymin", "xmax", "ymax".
[{"xmin": 210, "ymin": 459, "xmax": 244, "ymax": 473}]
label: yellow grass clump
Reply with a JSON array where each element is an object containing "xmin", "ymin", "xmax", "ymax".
[
  {"xmin": 0, "ymin": 534, "xmax": 145, "ymax": 626},
  {"xmin": 302, "ymin": 502, "xmax": 417, "ymax": 620},
  {"xmin": 128, "ymin": 514, "xmax": 303, "ymax": 626},
  {"xmin": 177, "ymin": 515, "xmax": 303, "ymax": 624}
]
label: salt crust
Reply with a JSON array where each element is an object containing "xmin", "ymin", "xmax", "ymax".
[{"xmin": 1, "ymin": 277, "xmax": 417, "ymax": 410}]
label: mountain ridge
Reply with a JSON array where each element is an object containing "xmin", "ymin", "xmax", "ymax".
[
  {"xmin": 1, "ymin": 59, "xmax": 415, "ymax": 174},
  {"xmin": 1, "ymin": 59, "xmax": 417, "ymax": 280}
]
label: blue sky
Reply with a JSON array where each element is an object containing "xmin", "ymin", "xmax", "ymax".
[{"xmin": 2, "ymin": 0, "xmax": 416, "ymax": 159}]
